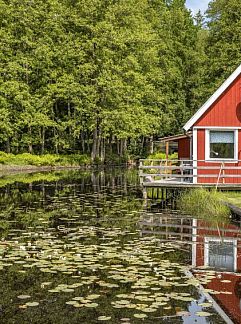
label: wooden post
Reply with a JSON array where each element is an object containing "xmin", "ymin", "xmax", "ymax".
[
  {"xmin": 180, "ymin": 160, "xmax": 184, "ymax": 182},
  {"xmin": 139, "ymin": 160, "xmax": 144, "ymax": 185},
  {"xmin": 165, "ymin": 141, "xmax": 169, "ymax": 163},
  {"xmin": 143, "ymin": 187, "xmax": 147, "ymax": 208},
  {"xmin": 165, "ymin": 142, "xmax": 169, "ymax": 178}
]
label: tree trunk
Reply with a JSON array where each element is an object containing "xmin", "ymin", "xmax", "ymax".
[
  {"xmin": 53, "ymin": 126, "xmax": 58, "ymax": 154},
  {"xmin": 81, "ymin": 131, "xmax": 85, "ymax": 153},
  {"xmin": 117, "ymin": 139, "xmax": 120, "ymax": 155},
  {"xmin": 100, "ymin": 138, "xmax": 105, "ymax": 162},
  {"xmin": 41, "ymin": 127, "xmax": 45, "ymax": 155},
  {"xmin": 28, "ymin": 126, "xmax": 33, "ymax": 154},
  {"xmin": 149, "ymin": 136, "xmax": 154, "ymax": 154},
  {"xmin": 96, "ymin": 128, "xmax": 101, "ymax": 159},
  {"xmin": 6, "ymin": 138, "xmax": 10, "ymax": 153},
  {"xmin": 91, "ymin": 127, "xmax": 98, "ymax": 160},
  {"xmin": 120, "ymin": 139, "xmax": 127, "ymax": 156}
]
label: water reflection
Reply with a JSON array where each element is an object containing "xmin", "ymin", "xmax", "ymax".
[
  {"xmin": 0, "ymin": 169, "xmax": 230, "ymax": 323},
  {"xmin": 139, "ymin": 212, "xmax": 241, "ymax": 323}
]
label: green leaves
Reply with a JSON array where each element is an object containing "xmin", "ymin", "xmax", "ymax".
[{"xmin": 0, "ymin": 0, "xmax": 207, "ymax": 156}]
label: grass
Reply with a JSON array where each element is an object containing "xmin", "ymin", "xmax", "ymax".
[
  {"xmin": 219, "ymin": 192, "xmax": 241, "ymax": 208},
  {"xmin": 178, "ymin": 188, "xmax": 231, "ymax": 222},
  {"xmin": 0, "ymin": 152, "xmax": 91, "ymax": 167}
]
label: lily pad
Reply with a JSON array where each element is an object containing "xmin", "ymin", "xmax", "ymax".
[
  {"xmin": 98, "ymin": 316, "xmax": 112, "ymax": 321},
  {"xmin": 133, "ymin": 313, "xmax": 147, "ymax": 318},
  {"xmin": 17, "ymin": 295, "xmax": 31, "ymax": 299},
  {"xmin": 25, "ymin": 302, "xmax": 39, "ymax": 307},
  {"xmin": 196, "ymin": 311, "xmax": 212, "ymax": 317}
]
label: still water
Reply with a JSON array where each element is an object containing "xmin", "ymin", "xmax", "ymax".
[{"xmin": 0, "ymin": 168, "xmax": 238, "ymax": 323}]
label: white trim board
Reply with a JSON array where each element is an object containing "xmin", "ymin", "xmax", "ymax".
[
  {"xmin": 194, "ymin": 126, "xmax": 241, "ymax": 130},
  {"xmin": 183, "ymin": 64, "xmax": 241, "ymax": 131}
]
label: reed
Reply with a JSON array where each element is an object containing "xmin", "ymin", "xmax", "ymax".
[{"xmin": 178, "ymin": 188, "xmax": 230, "ymax": 221}]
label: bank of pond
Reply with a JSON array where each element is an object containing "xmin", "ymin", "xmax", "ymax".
[{"xmin": 0, "ymin": 168, "xmax": 239, "ymax": 323}]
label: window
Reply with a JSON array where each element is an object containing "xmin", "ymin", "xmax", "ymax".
[
  {"xmin": 208, "ymin": 240, "xmax": 235, "ymax": 272},
  {"xmin": 205, "ymin": 130, "xmax": 238, "ymax": 160},
  {"xmin": 204, "ymin": 238, "xmax": 237, "ymax": 272}
]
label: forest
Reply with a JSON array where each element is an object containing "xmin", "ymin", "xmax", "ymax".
[{"xmin": 0, "ymin": 0, "xmax": 241, "ymax": 161}]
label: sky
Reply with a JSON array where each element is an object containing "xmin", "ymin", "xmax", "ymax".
[{"xmin": 185, "ymin": 0, "xmax": 210, "ymax": 14}]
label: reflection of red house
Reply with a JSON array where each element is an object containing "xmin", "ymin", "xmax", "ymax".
[
  {"xmin": 206, "ymin": 273, "xmax": 241, "ymax": 324},
  {"xmin": 193, "ymin": 220, "xmax": 241, "ymax": 271},
  {"xmin": 193, "ymin": 220, "xmax": 241, "ymax": 323}
]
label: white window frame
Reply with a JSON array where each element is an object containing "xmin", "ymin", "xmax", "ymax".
[
  {"xmin": 205, "ymin": 128, "xmax": 238, "ymax": 162},
  {"xmin": 204, "ymin": 237, "xmax": 237, "ymax": 272}
]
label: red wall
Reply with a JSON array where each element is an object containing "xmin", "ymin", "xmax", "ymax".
[
  {"xmin": 178, "ymin": 138, "xmax": 190, "ymax": 160},
  {"xmin": 195, "ymin": 73, "xmax": 241, "ymax": 127},
  {"xmin": 195, "ymin": 73, "xmax": 241, "ymax": 184},
  {"xmin": 196, "ymin": 129, "xmax": 241, "ymax": 183}
]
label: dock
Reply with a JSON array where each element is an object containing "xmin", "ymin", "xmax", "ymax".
[{"xmin": 139, "ymin": 159, "xmax": 241, "ymax": 203}]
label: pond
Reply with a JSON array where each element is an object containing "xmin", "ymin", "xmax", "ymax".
[{"xmin": 0, "ymin": 168, "xmax": 238, "ymax": 323}]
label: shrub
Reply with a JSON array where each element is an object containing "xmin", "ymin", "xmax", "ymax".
[
  {"xmin": 104, "ymin": 153, "xmax": 130, "ymax": 165},
  {"xmin": 0, "ymin": 152, "xmax": 91, "ymax": 167},
  {"xmin": 147, "ymin": 152, "xmax": 178, "ymax": 160}
]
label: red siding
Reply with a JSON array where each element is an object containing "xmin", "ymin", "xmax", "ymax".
[
  {"xmin": 178, "ymin": 138, "xmax": 190, "ymax": 160},
  {"xmin": 194, "ymin": 73, "xmax": 241, "ymax": 184},
  {"xmin": 195, "ymin": 73, "xmax": 241, "ymax": 127}
]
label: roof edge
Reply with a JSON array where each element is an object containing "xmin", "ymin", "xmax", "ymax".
[{"xmin": 183, "ymin": 64, "xmax": 241, "ymax": 131}]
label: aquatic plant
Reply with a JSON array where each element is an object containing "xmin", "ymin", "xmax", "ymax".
[{"xmin": 178, "ymin": 188, "xmax": 230, "ymax": 222}]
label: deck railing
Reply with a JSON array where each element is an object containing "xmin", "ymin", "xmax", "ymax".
[{"xmin": 139, "ymin": 159, "xmax": 241, "ymax": 185}]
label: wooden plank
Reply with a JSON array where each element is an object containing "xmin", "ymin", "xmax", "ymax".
[
  {"xmin": 142, "ymin": 182, "xmax": 241, "ymax": 189},
  {"xmin": 139, "ymin": 222, "xmax": 241, "ymax": 233}
]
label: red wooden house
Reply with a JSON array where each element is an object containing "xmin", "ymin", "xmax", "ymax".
[
  {"xmin": 142, "ymin": 64, "xmax": 241, "ymax": 186},
  {"xmin": 161, "ymin": 64, "xmax": 241, "ymax": 184}
]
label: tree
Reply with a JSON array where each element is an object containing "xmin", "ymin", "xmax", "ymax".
[{"xmin": 206, "ymin": 0, "xmax": 241, "ymax": 90}]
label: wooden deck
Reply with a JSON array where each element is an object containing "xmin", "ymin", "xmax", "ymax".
[
  {"xmin": 140, "ymin": 159, "xmax": 241, "ymax": 191},
  {"xmin": 143, "ymin": 181, "xmax": 241, "ymax": 190}
]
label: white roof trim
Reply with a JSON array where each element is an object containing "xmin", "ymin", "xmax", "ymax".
[{"xmin": 183, "ymin": 64, "xmax": 241, "ymax": 131}]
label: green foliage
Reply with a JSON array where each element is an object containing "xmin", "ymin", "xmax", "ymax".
[
  {"xmin": 205, "ymin": 0, "xmax": 241, "ymax": 92},
  {"xmin": 0, "ymin": 152, "xmax": 91, "ymax": 166},
  {"xmin": 0, "ymin": 0, "xmax": 206, "ymax": 159},
  {"xmin": 178, "ymin": 188, "xmax": 230, "ymax": 222},
  {"xmin": 104, "ymin": 152, "xmax": 130, "ymax": 165},
  {"xmin": 147, "ymin": 152, "xmax": 178, "ymax": 160},
  {"xmin": 1, "ymin": 0, "xmax": 239, "ymax": 160}
]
